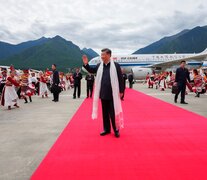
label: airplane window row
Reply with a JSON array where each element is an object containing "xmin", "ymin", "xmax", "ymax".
[{"xmin": 91, "ymin": 55, "xmax": 187, "ymax": 64}]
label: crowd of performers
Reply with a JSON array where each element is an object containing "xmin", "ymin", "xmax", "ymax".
[
  {"xmin": 0, "ymin": 65, "xmax": 135, "ymax": 111},
  {"xmin": 0, "ymin": 66, "xmax": 75, "ymax": 110},
  {"xmin": 3, "ymin": 64, "xmax": 205, "ymax": 110},
  {"xmin": 146, "ymin": 68, "xmax": 207, "ymax": 97}
]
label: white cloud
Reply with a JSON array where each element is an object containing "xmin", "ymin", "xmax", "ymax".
[{"xmin": 0, "ymin": 0, "xmax": 207, "ymax": 54}]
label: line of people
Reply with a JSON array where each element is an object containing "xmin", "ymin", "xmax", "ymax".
[
  {"xmin": 145, "ymin": 61, "xmax": 207, "ymax": 103},
  {"xmin": 69, "ymin": 67, "xmax": 133, "ymax": 101},
  {"xmin": 0, "ymin": 64, "xmax": 135, "ymax": 110},
  {"xmin": 0, "ymin": 65, "xmax": 73, "ymax": 110}
]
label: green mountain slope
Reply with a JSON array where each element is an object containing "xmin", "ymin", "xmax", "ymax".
[
  {"xmin": 133, "ymin": 26, "xmax": 207, "ymax": 54},
  {"xmin": 0, "ymin": 36, "xmax": 85, "ymax": 72}
]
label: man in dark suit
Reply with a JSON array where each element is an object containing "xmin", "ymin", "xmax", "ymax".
[
  {"xmin": 121, "ymin": 69, "xmax": 127, "ymax": 100},
  {"xmin": 128, "ymin": 73, "xmax": 134, "ymax": 88},
  {"xmin": 85, "ymin": 73, "xmax": 94, "ymax": 98},
  {"xmin": 83, "ymin": 48, "xmax": 124, "ymax": 138},
  {"xmin": 174, "ymin": 60, "xmax": 190, "ymax": 104},
  {"xmin": 51, "ymin": 64, "xmax": 60, "ymax": 102},
  {"xmin": 73, "ymin": 68, "xmax": 82, "ymax": 99}
]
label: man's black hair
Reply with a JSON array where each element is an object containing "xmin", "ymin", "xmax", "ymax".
[
  {"xmin": 52, "ymin": 64, "xmax": 57, "ymax": 67},
  {"xmin": 180, "ymin": 60, "xmax": 186, "ymax": 64},
  {"xmin": 101, "ymin": 48, "xmax": 112, "ymax": 56}
]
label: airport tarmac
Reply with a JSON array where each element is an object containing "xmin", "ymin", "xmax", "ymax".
[
  {"xmin": 133, "ymin": 82, "xmax": 207, "ymax": 117},
  {"xmin": 0, "ymin": 88, "xmax": 85, "ymax": 180},
  {"xmin": 0, "ymin": 81, "xmax": 206, "ymax": 180}
]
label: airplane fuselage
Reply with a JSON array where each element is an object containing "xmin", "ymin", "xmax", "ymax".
[{"xmin": 87, "ymin": 53, "xmax": 197, "ymax": 73}]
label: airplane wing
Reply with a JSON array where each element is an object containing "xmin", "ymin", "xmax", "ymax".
[{"xmin": 148, "ymin": 49, "xmax": 207, "ymax": 70}]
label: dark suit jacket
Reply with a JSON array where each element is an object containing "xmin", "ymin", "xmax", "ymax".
[
  {"xmin": 128, "ymin": 74, "xmax": 134, "ymax": 83},
  {"xmin": 83, "ymin": 62, "xmax": 124, "ymax": 100},
  {"xmin": 73, "ymin": 72, "xmax": 82, "ymax": 85},
  {"xmin": 85, "ymin": 74, "xmax": 95, "ymax": 86},
  {"xmin": 122, "ymin": 73, "xmax": 127, "ymax": 89},
  {"xmin": 52, "ymin": 70, "xmax": 60, "ymax": 85},
  {"xmin": 175, "ymin": 67, "xmax": 190, "ymax": 84}
]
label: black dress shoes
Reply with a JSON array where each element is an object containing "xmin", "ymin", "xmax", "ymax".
[
  {"xmin": 115, "ymin": 130, "xmax": 120, "ymax": 138},
  {"xmin": 181, "ymin": 102, "xmax": 188, "ymax": 104},
  {"xmin": 100, "ymin": 131, "xmax": 110, "ymax": 136}
]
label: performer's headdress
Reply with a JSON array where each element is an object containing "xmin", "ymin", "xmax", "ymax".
[
  {"xmin": 23, "ymin": 69, "xmax": 29, "ymax": 73},
  {"xmin": 1, "ymin": 68, "xmax": 7, "ymax": 73}
]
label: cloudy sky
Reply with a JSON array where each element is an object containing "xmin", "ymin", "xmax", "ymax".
[{"xmin": 0, "ymin": 0, "xmax": 207, "ymax": 54}]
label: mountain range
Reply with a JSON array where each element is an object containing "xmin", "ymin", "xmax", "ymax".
[
  {"xmin": 0, "ymin": 36, "xmax": 99, "ymax": 72},
  {"xmin": 133, "ymin": 25, "xmax": 207, "ymax": 54},
  {"xmin": 0, "ymin": 37, "xmax": 48, "ymax": 60},
  {"xmin": 1, "ymin": 25, "xmax": 207, "ymax": 72}
]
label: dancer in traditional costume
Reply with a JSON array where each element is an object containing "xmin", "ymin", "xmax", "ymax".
[
  {"xmin": 148, "ymin": 71, "xmax": 157, "ymax": 88},
  {"xmin": 192, "ymin": 69, "xmax": 203, "ymax": 97},
  {"xmin": 65, "ymin": 74, "xmax": 70, "ymax": 90},
  {"xmin": 45, "ymin": 68, "xmax": 52, "ymax": 91},
  {"xmin": 159, "ymin": 74, "xmax": 167, "ymax": 91},
  {"xmin": 69, "ymin": 73, "xmax": 74, "ymax": 89},
  {"xmin": 21, "ymin": 69, "xmax": 33, "ymax": 103},
  {"xmin": 29, "ymin": 72, "xmax": 38, "ymax": 95},
  {"xmin": 204, "ymin": 72, "xmax": 207, "ymax": 93},
  {"xmin": 60, "ymin": 75, "xmax": 66, "ymax": 91},
  {"xmin": 39, "ymin": 72, "xmax": 49, "ymax": 98},
  {"xmin": 166, "ymin": 71, "xmax": 175, "ymax": 88},
  {"xmin": 1, "ymin": 70, "xmax": 20, "ymax": 110}
]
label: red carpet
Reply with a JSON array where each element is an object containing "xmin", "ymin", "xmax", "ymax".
[{"xmin": 31, "ymin": 89, "xmax": 207, "ymax": 180}]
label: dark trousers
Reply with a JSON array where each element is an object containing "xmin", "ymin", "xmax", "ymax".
[
  {"xmin": 73, "ymin": 84, "xmax": 81, "ymax": 98},
  {"xmin": 52, "ymin": 85, "xmax": 60, "ymax": 101},
  {"xmin": 175, "ymin": 83, "xmax": 186, "ymax": 102},
  {"xmin": 121, "ymin": 88, "xmax": 126, "ymax": 100},
  {"xmin": 53, "ymin": 91, "xmax": 59, "ymax": 101},
  {"xmin": 129, "ymin": 81, "xmax": 133, "ymax": 88},
  {"xmin": 0, "ymin": 84, "xmax": 5, "ymax": 95},
  {"xmin": 17, "ymin": 87, "xmax": 21, "ymax": 99},
  {"xmin": 87, "ymin": 85, "xmax": 93, "ymax": 97},
  {"xmin": 101, "ymin": 99, "xmax": 117, "ymax": 133}
]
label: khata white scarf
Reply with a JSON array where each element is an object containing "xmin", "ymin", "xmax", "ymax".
[{"xmin": 92, "ymin": 60, "xmax": 124, "ymax": 129}]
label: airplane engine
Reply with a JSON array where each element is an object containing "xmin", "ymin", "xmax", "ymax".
[
  {"xmin": 202, "ymin": 61, "xmax": 207, "ymax": 67},
  {"xmin": 131, "ymin": 67, "xmax": 153, "ymax": 80}
]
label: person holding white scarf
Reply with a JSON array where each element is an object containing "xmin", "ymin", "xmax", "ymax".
[{"xmin": 83, "ymin": 48, "xmax": 124, "ymax": 138}]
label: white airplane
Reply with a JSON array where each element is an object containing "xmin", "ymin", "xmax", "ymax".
[{"xmin": 83, "ymin": 48, "xmax": 207, "ymax": 79}]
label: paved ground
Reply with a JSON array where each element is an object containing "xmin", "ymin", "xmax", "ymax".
[
  {"xmin": 0, "ymin": 87, "xmax": 85, "ymax": 180},
  {"xmin": 133, "ymin": 82, "xmax": 207, "ymax": 118},
  {"xmin": 0, "ymin": 81, "xmax": 206, "ymax": 180}
]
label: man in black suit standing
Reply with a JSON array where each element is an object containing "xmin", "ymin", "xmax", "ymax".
[
  {"xmin": 128, "ymin": 72, "xmax": 134, "ymax": 88},
  {"xmin": 51, "ymin": 64, "xmax": 60, "ymax": 102},
  {"xmin": 73, "ymin": 68, "xmax": 82, "ymax": 99},
  {"xmin": 121, "ymin": 69, "xmax": 127, "ymax": 100},
  {"xmin": 85, "ymin": 73, "xmax": 94, "ymax": 98},
  {"xmin": 174, "ymin": 60, "xmax": 190, "ymax": 104},
  {"xmin": 83, "ymin": 48, "xmax": 124, "ymax": 138}
]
